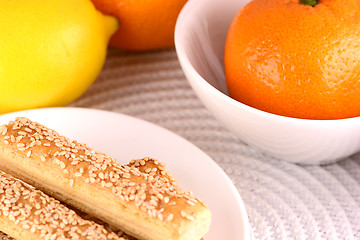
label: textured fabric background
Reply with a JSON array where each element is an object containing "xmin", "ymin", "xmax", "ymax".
[{"xmin": 71, "ymin": 48, "xmax": 360, "ymax": 240}]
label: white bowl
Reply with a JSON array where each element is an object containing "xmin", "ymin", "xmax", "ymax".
[{"xmin": 174, "ymin": 0, "xmax": 360, "ymax": 165}]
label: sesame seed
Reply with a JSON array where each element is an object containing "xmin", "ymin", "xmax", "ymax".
[
  {"xmin": 187, "ymin": 200, "xmax": 197, "ymax": 206},
  {"xmin": 101, "ymin": 181, "xmax": 106, "ymax": 187},
  {"xmin": 0, "ymin": 126, "xmax": 7, "ymax": 135},
  {"xmin": 16, "ymin": 143, "xmax": 25, "ymax": 148},
  {"xmin": 23, "ymin": 224, "xmax": 30, "ymax": 229},
  {"xmin": 16, "ymin": 136, "xmax": 23, "ymax": 142},
  {"xmin": 59, "ymin": 161, "xmax": 66, "ymax": 169},
  {"xmin": 122, "ymin": 173, "xmax": 131, "ymax": 179},
  {"xmin": 8, "ymin": 214, "xmax": 15, "ymax": 222},
  {"xmin": 166, "ymin": 213, "xmax": 174, "ymax": 222}
]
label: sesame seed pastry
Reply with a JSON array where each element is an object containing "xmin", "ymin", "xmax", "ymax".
[
  {"xmin": 0, "ymin": 118, "xmax": 211, "ymax": 240},
  {"xmin": 0, "ymin": 170, "xmax": 127, "ymax": 240}
]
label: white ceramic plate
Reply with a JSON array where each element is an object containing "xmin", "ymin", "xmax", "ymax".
[{"xmin": 0, "ymin": 107, "xmax": 250, "ymax": 240}]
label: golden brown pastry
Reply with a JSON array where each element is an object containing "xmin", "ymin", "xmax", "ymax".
[
  {"xmin": 0, "ymin": 170, "xmax": 126, "ymax": 240},
  {"xmin": 0, "ymin": 117, "xmax": 211, "ymax": 240}
]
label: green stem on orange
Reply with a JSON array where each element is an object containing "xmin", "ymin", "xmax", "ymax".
[{"xmin": 300, "ymin": 0, "xmax": 318, "ymax": 6}]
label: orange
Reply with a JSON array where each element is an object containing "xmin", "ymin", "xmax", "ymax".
[
  {"xmin": 90, "ymin": 0, "xmax": 188, "ymax": 51},
  {"xmin": 224, "ymin": 0, "xmax": 360, "ymax": 120}
]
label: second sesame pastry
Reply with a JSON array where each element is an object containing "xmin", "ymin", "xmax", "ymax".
[
  {"xmin": 0, "ymin": 117, "xmax": 211, "ymax": 240},
  {"xmin": 0, "ymin": 170, "xmax": 128, "ymax": 240}
]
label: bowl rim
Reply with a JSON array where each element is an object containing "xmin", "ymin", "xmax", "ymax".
[{"xmin": 174, "ymin": 0, "xmax": 360, "ymax": 125}]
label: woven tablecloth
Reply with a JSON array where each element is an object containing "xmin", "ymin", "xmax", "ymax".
[{"xmin": 70, "ymin": 48, "xmax": 360, "ymax": 240}]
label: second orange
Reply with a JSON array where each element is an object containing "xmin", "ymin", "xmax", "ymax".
[{"xmin": 91, "ymin": 0, "xmax": 188, "ymax": 51}]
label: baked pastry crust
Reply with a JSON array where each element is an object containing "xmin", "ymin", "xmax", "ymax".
[
  {"xmin": 0, "ymin": 118, "xmax": 211, "ymax": 240},
  {"xmin": 0, "ymin": 170, "xmax": 125, "ymax": 240}
]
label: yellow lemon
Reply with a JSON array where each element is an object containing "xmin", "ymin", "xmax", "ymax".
[{"xmin": 0, "ymin": 0, "xmax": 117, "ymax": 114}]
